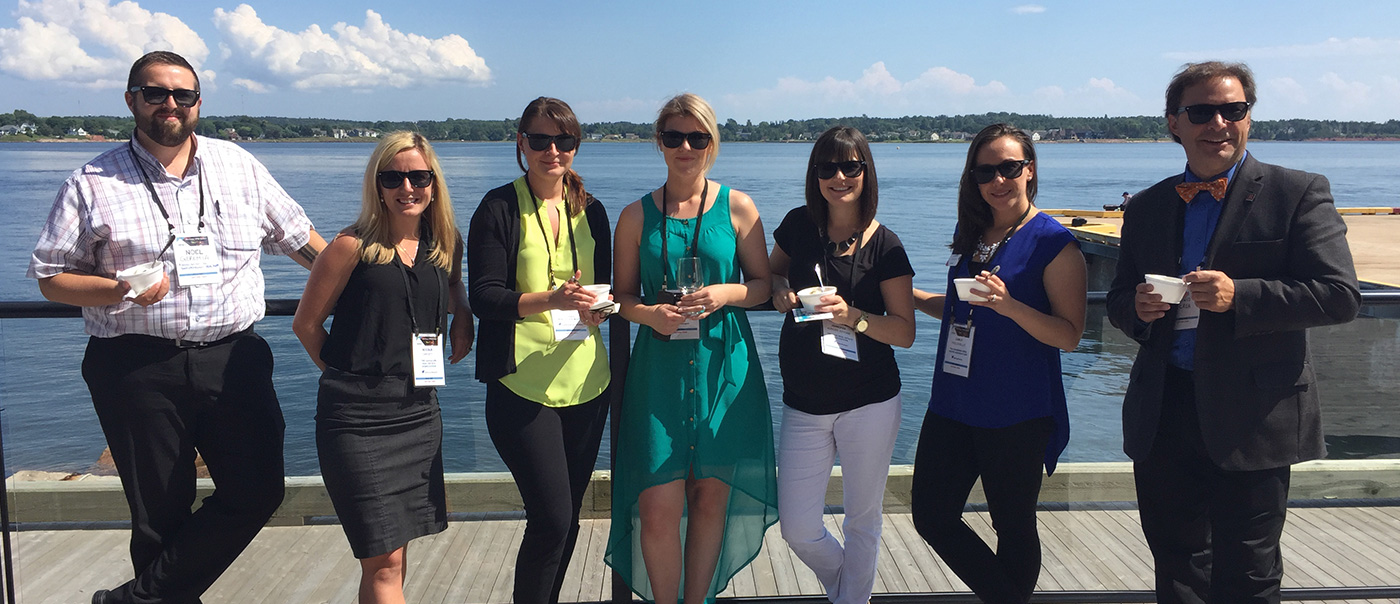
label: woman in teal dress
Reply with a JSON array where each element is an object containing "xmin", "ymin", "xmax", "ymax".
[{"xmin": 606, "ymin": 93, "xmax": 777, "ymax": 604}]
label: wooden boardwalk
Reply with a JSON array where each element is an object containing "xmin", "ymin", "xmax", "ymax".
[{"xmin": 11, "ymin": 505, "xmax": 1400, "ymax": 603}]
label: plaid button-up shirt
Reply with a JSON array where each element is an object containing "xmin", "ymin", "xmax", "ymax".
[{"xmin": 28, "ymin": 135, "xmax": 314, "ymax": 341}]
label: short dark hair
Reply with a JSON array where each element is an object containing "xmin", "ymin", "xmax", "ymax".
[
  {"xmin": 804, "ymin": 126, "xmax": 878, "ymax": 232},
  {"xmin": 127, "ymin": 51, "xmax": 199, "ymax": 91},
  {"xmin": 1165, "ymin": 61, "xmax": 1255, "ymax": 143},
  {"xmin": 950, "ymin": 123, "xmax": 1038, "ymax": 256}
]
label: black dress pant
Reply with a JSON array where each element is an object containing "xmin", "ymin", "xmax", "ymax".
[
  {"xmin": 82, "ymin": 332, "xmax": 285, "ymax": 604},
  {"xmin": 486, "ymin": 381, "xmax": 609, "ymax": 604},
  {"xmin": 1135, "ymin": 366, "xmax": 1290, "ymax": 604},
  {"xmin": 910, "ymin": 412, "xmax": 1053, "ymax": 604}
]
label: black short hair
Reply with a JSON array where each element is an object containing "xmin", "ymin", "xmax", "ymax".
[{"xmin": 127, "ymin": 51, "xmax": 199, "ymax": 91}]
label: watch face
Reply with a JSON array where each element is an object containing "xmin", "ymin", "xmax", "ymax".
[{"xmin": 856, "ymin": 315, "xmax": 869, "ymax": 333}]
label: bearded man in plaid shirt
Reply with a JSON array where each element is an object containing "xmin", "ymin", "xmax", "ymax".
[{"xmin": 28, "ymin": 51, "xmax": 327, "ymax": 604}]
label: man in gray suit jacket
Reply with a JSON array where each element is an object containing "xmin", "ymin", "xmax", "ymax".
[{"xmin": 1106, "ymin": 61, "xmax": 1360, "ymax": 604}]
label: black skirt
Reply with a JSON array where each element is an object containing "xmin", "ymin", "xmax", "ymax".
[{"xmin": 316, "ymin": 367, "xmax": 447, "ymax": 559}]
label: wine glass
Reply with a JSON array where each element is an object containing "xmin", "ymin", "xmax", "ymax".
[{"xmin": 677, "ymin": 256, "xmax": 703, "ymax": 316}]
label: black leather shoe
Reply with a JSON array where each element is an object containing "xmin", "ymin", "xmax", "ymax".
[{"xmin": 91, "ymin": 589, "xmax": 114, "ymax": 604}]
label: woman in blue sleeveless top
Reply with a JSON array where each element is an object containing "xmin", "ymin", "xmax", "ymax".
[
  {"xmin": 606, "ymin": 93, "xmax": 777, "ymax": 604},
  {"xmin": 910, "ymin": 124, "xmax": 1086, "ymax": 604}
]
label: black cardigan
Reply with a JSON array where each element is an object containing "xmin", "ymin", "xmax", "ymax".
[{"xmin": 467, "ymin": 181, "xmax": 612, "ymax": 382}]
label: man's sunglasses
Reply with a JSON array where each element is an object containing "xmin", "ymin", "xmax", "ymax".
[
  {"xmin": 659, "ymin": 130, "xmax": 713, "ymax": 150},
  {"xmin": 813, "ymin": 160, "xmax": 866, "ymax": 180},
  {"xmin": 377, "ymin": 170, "xmax": 435, "ymax": 189},
  {"xmin": 129, "ymin": 86, "xmax": 200, "ymax": 108},
  {"xmin": 970, "ymin": 159, "xmax": 1032, "ymax": 184},
  {"xmin": 523, "ymin": 133, "xmax": 579, "ymax": 152},
  {"xmin": 1175, "ymin": 102, "xmax": 1251, "ymax": 125}
]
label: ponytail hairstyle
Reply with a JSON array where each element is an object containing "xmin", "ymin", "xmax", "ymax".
[{"xmin": 516, "ymin": 96, "xmax": 589, "ymax": 217}]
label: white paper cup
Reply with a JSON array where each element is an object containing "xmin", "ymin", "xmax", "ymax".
[
  {"xmin": 116, "ymin": 261, "xmax": 164, "ymax": 296},
  {"xmin": 1144, "ymin": 274, "xmax": 1188, "ymax": 304},
  {"xmin": 582, "ymin": 283, "xmax": 612, "ymax": 310},
  {"xmin": 796, "ymin": 286, "xmax": 837, "ymax": 311},
  {"xmin": 953, "ymin": 278, "xmax": 989, "ymax": 301}
]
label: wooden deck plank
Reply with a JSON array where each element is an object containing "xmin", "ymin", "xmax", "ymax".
[{"xmin": 12, "ymin": 505, "xmax": 1400, "ymax": 603}]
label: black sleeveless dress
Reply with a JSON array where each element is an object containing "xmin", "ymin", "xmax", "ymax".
[{"xmin": 315, "ymin": 238, "xmax": 450, "ymax": 559}]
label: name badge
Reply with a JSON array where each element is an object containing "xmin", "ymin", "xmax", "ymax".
[
  {"xmin": 946, "ymin": 253, "xmax": 963, "ymax": 267},
  {"xmin": 793, "ymin": 308, "xmax": 834, "ymax": 323},
  {"xmin": 1174, "ymin": 295, "xmax": 1201, "ymax": 330},
  {"xmin": 551, "ymin": 309, "xmax": 590, "ymax": 341},
  {"xmin": 670, "ymin": 318, "xmax": 700, "ymax": 340},
  {"xmin": 411, "ymin": 332, "xmax": 446, "ymax": 387},
  {"xmin": 941, "ymin": 323, "xmax": 975, "ymax": 378},
  {"xmin": 173, "ymin": 231, "xmax": 220, "ymax": 287},
  {"xmin": 820, "ymin": 320, "xmax": 860, "ymax": 361}
]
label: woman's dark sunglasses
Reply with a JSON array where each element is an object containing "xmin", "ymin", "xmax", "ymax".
[
  {"xmin": 970, "ymin": 159, "xmax": 1032, "ymax": 184},
  {"xmin": 377, "ymin": 170, "xmax": 435, "ymax": 189},
  {"xmin": 659, "ymin": 130, "xmax": 713, "ymax": 150},
  {"xmin": 523, "ymin": 133, "xmax": 579, "ymax": 152},
  {"xmin": 813, "ymin": 160, "xmax": 866, "ymax": 180},
  {"xmin": 129, "ymin": 86, "xmax": 200, "ymax": 108},
  {"xmin": 1176, "ymin": 101, "xmax": 1251, "ymax": 125}
]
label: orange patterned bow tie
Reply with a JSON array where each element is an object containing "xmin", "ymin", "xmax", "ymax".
[{"xmin": 1175, "ymin": 177, "xmax": 1228, "ymax": 203}]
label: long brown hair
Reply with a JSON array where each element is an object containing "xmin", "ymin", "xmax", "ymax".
[
  {"xmin": 950, "ymin": 123, "xmax": 1038, "ymax": 256},
  {"xmin": 516, "ymin": 97, "xmax": 589, "ymax": 217}
]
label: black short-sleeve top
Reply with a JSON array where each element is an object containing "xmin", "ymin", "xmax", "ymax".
[
  {"xmin": 322, "ymin": 236, "xmax": 450, "ymax": 377},
  {"xmin": 773, "ymin": 207, "xmax": 914, "ymax": 415}
]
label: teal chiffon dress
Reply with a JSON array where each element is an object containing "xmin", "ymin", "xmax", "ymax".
[{"xmin": 605, "ymin": 185, "xmax": 779, "ymax": 601}]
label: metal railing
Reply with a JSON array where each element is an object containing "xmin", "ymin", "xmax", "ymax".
[{"xmin": 4, "ymin": 291, "xmax": 1400, "ymax": 603}]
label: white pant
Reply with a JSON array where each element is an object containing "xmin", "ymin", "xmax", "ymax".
[{"xmin": 777, "ymin": 395, "xmax": 901, "ymax": 604}]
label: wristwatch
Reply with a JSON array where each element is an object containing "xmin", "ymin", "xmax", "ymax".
[{"xmin": 855, "ymin": 311, "xmax": 870, "ymax": 334}]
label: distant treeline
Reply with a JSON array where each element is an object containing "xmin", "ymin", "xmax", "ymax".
[{"xmin": 4, "ymin": 108, "xmax": 1399, "ymax": 142}]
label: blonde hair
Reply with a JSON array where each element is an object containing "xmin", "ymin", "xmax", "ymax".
[
  {"xmin": 655, "ymin": 93, "xmax": 720, "ymax": 174},
  {"xmin": 353, "ymin": 131, "xmax": 459, "ymax": 270}
]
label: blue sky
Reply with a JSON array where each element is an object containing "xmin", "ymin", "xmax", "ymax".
[{"xmin": 1, "ymin": 0, "xmax": 1398, "ymax": 123}]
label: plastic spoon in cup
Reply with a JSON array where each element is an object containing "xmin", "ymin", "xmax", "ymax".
[{"xmin": 814, "ymin": 264, "xmax": 825, "ymax": 289}]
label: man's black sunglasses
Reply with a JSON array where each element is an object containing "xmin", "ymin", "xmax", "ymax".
[
  {"xmin": 659, "ymin": 130, "xmax": 713, "ymax": 150},
  {"xmin": 523, "ymin": 133, "xmax": 579, "ymax": 152},
  {"xmin": 129, "ymin": 86, "xmax": 200, "ymax": 108},
  {"xmin": 970, "ymin": 159, "xmax": 1031, "ymax": 184},
  {"xmin": 1176, "ymin": 101, "xmax": 1251, "ymax": 125},
  {"xmin": 377, "ymin": 170, "xmax": 435, "ymax": 189},
  {"xmin": 813, "ymin": 160, "xmax": 866, "ymax": 180}
]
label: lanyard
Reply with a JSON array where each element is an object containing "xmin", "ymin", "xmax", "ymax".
[
  {"xmin": 658, "ymin": 180, "xmax": 708, "ymax": 289},
  {"xmin": 128, "ymin": 138, "xmax": 206, "ymax": 244},
  {"xmin": 820, "ymin": 226, "xmax": 863, "ymax": 299},
  {"xmin": 524, "ymin": 176, "xmax": 578, "ymax": 289},
  {"xmin": 957, "ymin": 205, "xmax": 1031, "ymax": 327},
  {"xmin": 395, "ymin": 246, "xmax": 447, "ymax": 336}
]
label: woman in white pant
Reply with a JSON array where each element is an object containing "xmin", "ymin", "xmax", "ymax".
[{"xmin": 769, "ymin": 126, "xmax": 916, "ymax": 604}]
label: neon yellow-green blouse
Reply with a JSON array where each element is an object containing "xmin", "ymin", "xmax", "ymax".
[{"xmin": 499, "ymin": 177, "xmax": 610, "ymax": 407}]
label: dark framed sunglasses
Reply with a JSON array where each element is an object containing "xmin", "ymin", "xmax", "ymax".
[
  {"xmin": 813, "ymin": 160, "xmax": 866, "ymax": 180},
  {"xmin": 128, "ymin": 86, "xmax": 200, "ymax": 108},
  {"xmin": 970, "ymin": 159, "xmax": 1032, "ymax": 184},
  {"xmin": 523, "ymin": 133, "xmax": 579, "ymax": 152},
  {"xmin": 1176, "ymin": 101, "xmax": 1251, "ymax": 125},
  {"xmin": 377, "ymin": 170, "xmax": 435, "ymax": 189},
  {"xmin": 659, "ymin": 130, "xmax": 713, "ymax": 150}
]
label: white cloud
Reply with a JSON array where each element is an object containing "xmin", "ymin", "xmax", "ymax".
[
  {"xmin": 0, "ymin": 0, "xmax": 208, "ymax": 87},
  {"xmin": 1012, "ymin": 5, "xmax": 1046, "ymax": 14},
  {"xmin": 210, "ymin": 5, "xmax": 491, "ymax": 92},
  {"xmin": 231, "ymin": 77, "xmax": 269, "ymax": 93},
  {"xmin": 721, "ymin": 62, "xmax": 1010, "ymax": 118}
]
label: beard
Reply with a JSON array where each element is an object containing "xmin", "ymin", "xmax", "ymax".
[{"xmin": 137, "ymin": 108, "xmax": 197, "ymax": 148}]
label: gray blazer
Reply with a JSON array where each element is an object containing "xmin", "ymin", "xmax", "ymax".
[{"xmin": 1106, "ymin": 154, "xmax": 1360, "ymax": 471}]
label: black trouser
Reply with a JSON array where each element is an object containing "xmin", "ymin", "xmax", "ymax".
[
  {"xmin": 82, "ymin": 331, "xmax": 286, "ymax": 604},
  {"xmin": 1135, "ymin": 366, "xmax": 1290, "ymax": 604},
  {"xmin": 486, "ymin": 381, "xmax": 609, "ymax": 604},
  {"xmin": 911, "ymin": 412, "xmax": 1053, "ymax": 604}
]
